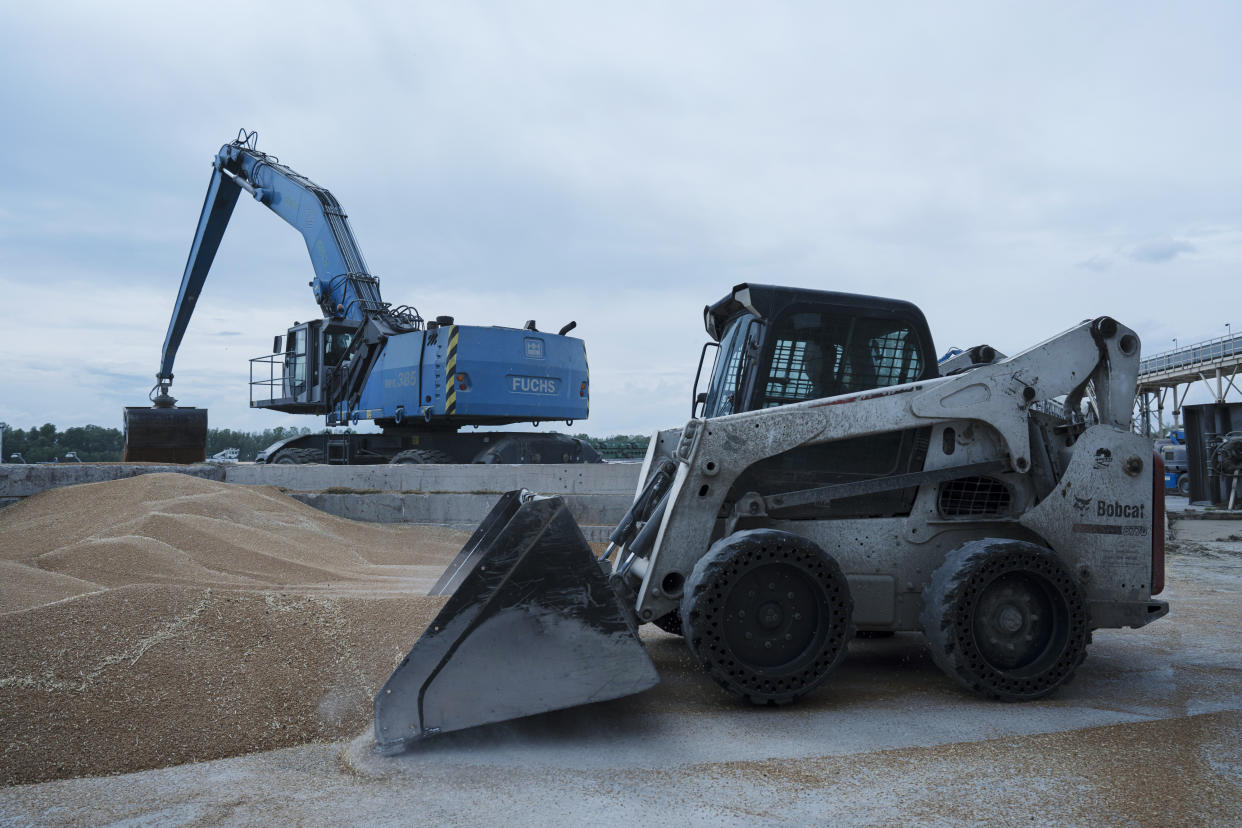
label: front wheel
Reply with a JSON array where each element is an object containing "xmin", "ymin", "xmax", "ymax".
[
  {"xmin": 921, "ymin": 539, "xmax": 1090, "ymax": 701},
  {"xmin": 681, "ymin": 529, "xmax": 854, "ymax": 705},
  {"xmin": 1177, "ymin": 475, "xmax": 1190, "ymax": 497}
]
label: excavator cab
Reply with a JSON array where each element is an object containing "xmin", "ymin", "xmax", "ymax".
[{"xmin": 249, "ymin": 320, "xmax": 353, "ymax": 414}]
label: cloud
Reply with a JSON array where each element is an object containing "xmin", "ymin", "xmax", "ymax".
[
  {"xmin": 2, "ymin": 3, "xmax": 1242, "ymax": 436},
  {"xmin": 1126, "ymin": 239, "xmax": 1196, "ymax": 264},
  {"xmin": 1078, "ymin": 254, "xmax": 1111, "ymax": 272}
]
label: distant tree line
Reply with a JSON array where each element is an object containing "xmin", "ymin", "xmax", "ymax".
[
  {"xmin": 577, "ymin": 433, "xmax": 650, "ymax": 459},
  {"xmin": 0, "ymin": 423, "xmax": 311, "ymax": 463},
  {"xmin": 1, "ymin": 424, "xmax": 124, "ymax": 463},
  {"xmin": 0, "ymin": 424, "xmax": 650, "ymax": 463}
]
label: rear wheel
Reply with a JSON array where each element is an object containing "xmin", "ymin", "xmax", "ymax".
[
  {"xmin": 1177, "ymin": 475, "xmax": 1190, "ymax": 496},
  {"xmin": 389, "ymin": 449, "xmax": 455, "ymax": 464},
  {"xmin": 921, "ymin": 539, "xmax": 1090, "ymax": 701},
  {"xmin": 681, "ymin": 529, "xmax": 854, "ymax": 705},
  {"xmin": 270, "ymin": 447, "xmax": 324, "ymax": 465}
]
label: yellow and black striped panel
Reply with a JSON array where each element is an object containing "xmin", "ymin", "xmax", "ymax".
[{"xmin": 446, "ymin": 326, "xmax": 459, "ymax": 415}]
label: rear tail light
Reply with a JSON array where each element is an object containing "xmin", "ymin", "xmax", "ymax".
[{"xmin": 1151, "ymin": 451, "xmax": 1165, "ymax": 595}]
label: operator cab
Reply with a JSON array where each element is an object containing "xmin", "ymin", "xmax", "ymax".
[
  {"xmin": 695, "ymin": 284, "xmax": 940, "ymax": 519},
  {"xmin": 695, "ymin": 283, "xmax": 937, "ymax": 417},
  {"xmin": 250, "ymin": 319, "xmax": 354, "ymax": 413}
]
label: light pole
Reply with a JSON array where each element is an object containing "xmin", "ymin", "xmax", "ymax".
[{"xmin": 0, "ymin": 422, "xmax": 6, "ymax": 465}]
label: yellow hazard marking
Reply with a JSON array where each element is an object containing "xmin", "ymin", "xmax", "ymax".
[{"xmin": 446, "ymin": 326, "xmax": 459, "ymax": 415}]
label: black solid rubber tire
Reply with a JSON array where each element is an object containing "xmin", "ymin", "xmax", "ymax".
[
  {"xmin": 921, "ymin": 539, "xmax": 1090, "ymax": 701},
  {"xmin": 1177, "ymin": 476, "xmax": 1190, "ymax": 497},
  {"xmin": 389, "ymin": 449, "xmax": 455, "ymax": 465},
  {"xmin": 681, "ymin": 529, "xmax": 854, "ymax": 705},
  {"xmin": 270, "ymin": 448, "xmax": 324, "ymax": 465},
  {"xmin": 650, "ymin": 611, "xmax": 684, "ymax": 637}
]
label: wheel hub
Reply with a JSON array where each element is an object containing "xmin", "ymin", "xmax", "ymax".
[
  {"xmin": 724, "ymin": 563, "xmax": 820, "ymax": 668},
  {"xmin": 973, "ymin": 573, "xmax": 1056, "ymax": 671},
  {"xmin": 758, "ymin": 602, "xmax": 784, "ymax": 630},
  {"xmin": 996, "ymin": 605, "xmax": 1024, "ymax": 633}
]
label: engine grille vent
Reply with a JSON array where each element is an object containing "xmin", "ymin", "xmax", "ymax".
[{"xmin": 938, "ymin": 476, "xmax": 1011, "ymax": 517}]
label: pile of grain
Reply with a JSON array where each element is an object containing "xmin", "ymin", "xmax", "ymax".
[{"xmin": 0, "ymin": 474, "xmax": 463, "ymax": 785}]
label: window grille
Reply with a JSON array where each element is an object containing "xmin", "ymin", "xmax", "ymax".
[{"xmin": 938, "ymin": 476, "xmax": 1011, "ymax": 517}]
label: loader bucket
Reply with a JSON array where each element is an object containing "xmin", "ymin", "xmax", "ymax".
[
  {"xmin": 374, "ymin": 490, "xmax": 659, "ymax": 751},
  {"xmin": 121, "ymin": 406, "xmax": 208, "ymax": 463}
]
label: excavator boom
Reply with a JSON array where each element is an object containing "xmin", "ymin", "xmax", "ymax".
[{"xmin": 124, "ymin": 129, "xmax": 417, "ymax": 463}]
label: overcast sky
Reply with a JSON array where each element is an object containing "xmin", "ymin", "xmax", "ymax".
[{"xmin": 1, "ymin": 1, "xmax": 1239, "ymax": 438}]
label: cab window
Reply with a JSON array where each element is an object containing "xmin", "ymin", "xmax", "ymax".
[
  {"xmin": 760, "ymin": 312, "xmax": 923, "ymax": 408},
  {"xmin": 324, "ymin": 331, "xmax": 353, "ymax": 367},
  {"xmin": 704, "ymin": 313, "xmax": 759, "ymax": 418}
]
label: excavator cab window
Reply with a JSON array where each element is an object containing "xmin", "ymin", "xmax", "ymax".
[
  {"xmin": 323, "ymin": 328, "xmax": 353, "ymax": 367},
  {"xmin": 282, "ymin": 322, "xmax": 321, "ymax": 401},
  {"xmin": 284, "ymin": 328, "xmax": 307, "ymax": 398}
]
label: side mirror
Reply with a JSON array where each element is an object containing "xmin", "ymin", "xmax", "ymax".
[
  {"xmin": 273, "ymin": 335, "xmax": 283, "ymax": 353},
  {"xmin": 693, "ymin": 392, "xmax": 708, "ymax": 418}
]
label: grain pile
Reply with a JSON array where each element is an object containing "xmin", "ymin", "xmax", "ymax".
[{"xmin": 0, "ymin": 473, "xmax": 463, "ymax": 785}]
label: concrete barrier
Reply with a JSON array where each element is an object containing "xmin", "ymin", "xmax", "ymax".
[
  {"xmin": 0, "ymin": 464, "xmax": 225, "ymax": 507},
  {"xmin": 0, "ymin": 463, "xmax": 642, "ymax": 540},
  {"xmin": 222, "ymin": 462, "xmax": 637, "ymax": 495}
]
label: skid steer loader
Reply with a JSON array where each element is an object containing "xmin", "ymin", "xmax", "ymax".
[{"xmin": 374, "ymin": 284, "xmax": 1168, "ymax": 751}]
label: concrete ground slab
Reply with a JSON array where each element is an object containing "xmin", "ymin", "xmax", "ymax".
[{"xmin": 3, "ymin": 544, "xmax": 1240, "ymax": 826}]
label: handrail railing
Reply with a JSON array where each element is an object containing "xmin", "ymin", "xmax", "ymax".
[
  {"xmin": 1139, "ymin": 333, "xmax": 1242, "ymax": 377},
  {"xmin": 250, "ymin": 353, "xmax": 286, "ymax": 406}
]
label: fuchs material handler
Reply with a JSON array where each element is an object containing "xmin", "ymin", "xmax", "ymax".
[{"xmin": 124, "ymin": 131, "xmax": 594, "ymax": 465}]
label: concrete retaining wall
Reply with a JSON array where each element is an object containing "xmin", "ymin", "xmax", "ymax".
[
  {"xmin": 0, "ymin": 464, "xmax": 226, "ymax": 508},
  {"xmin": 0, "ymin": 463, "xmax": 642, "ymax": 541}
]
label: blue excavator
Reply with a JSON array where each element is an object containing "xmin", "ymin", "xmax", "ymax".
[{"xmin": 123, "ymin": 131, "xmax": 595, "ymax": 465}]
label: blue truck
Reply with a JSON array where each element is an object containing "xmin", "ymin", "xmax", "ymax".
[
  {"xmin": 1157, "ymin": 429, "xmax": 1189, "ymax": 496},
  {"xmin": 124, "ymin": 131, "xmax": 596, "ymax": 465}
]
